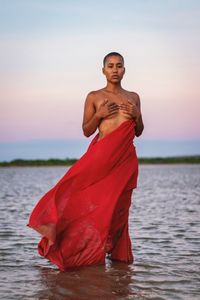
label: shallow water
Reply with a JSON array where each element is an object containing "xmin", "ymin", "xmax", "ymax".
[{"xmin": 0, "ymin": 165, "xmax": 200, "ymax": 300}]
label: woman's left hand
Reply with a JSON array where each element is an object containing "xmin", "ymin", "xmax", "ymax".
[{"xmin": 119, "ymin": 100, "xmax": 140, "ymax": 120}]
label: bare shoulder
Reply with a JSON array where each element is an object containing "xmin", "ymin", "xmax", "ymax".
[
  {"xmin": 85, "ymin": 89, "xmax": 104, "ymax": 109},
  {"xmin": 86, "ymin": 89, "xmax": 103, "ymax": 100},
  {"xmin": 131, "ymin": 91, "xmax": 140, "ymax": 106},
  {"xmin": 130, "ymin": 91, "xmax": 140, "ymax": 98}
]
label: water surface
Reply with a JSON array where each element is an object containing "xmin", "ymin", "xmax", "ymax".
[{"xmin": 0, "ymin": 165, "xmax": 200, "ymax": 299}]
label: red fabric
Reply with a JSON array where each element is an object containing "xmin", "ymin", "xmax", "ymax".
[{"xmin": 27, "ymin": 119, "xmax": 138, "ymax": 271}]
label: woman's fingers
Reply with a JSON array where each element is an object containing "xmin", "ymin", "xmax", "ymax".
[
  {"xmin": 107, "ymin": 102, "xmax": 118, "ymax": 108},
  {"xmin": 100, "ymin": 99, "xmax": 138, "ymax": 119},
  {"xmin": 127, "ymin": 99, "xmax": 134, "ymax": 105},
  {"xmin": 103, "ymin": 100, "xmax": 137, "ymax": 117},
  {"xmin": 108, "ymin": 102, "xmax": 119, "ymax": 112},
  {"xmin": 119, "ymin": 104, "xmax": 129, "ymax": 111},
  {"xmin": 102, "ymin": 99, "xmax": 109, "ymax": 106}
]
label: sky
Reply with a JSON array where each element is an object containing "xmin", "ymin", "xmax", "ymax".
[{"xmin": 0, "ymin": 0, "xmax": 200, "ymax": 159}]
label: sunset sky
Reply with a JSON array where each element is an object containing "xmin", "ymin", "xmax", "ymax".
[{"xmin": 0, "ymin": 0, "xmax": 200, "ymax": 159}]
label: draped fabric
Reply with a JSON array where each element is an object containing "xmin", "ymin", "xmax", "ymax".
[{"xmin": 27, "ymin": 119, "xmax": 138, "ymax": 271}]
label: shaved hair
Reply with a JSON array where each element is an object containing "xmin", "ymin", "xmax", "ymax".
[{"xmin": 103, "ymin": 52, "xmax": 124, "ymax": 67}]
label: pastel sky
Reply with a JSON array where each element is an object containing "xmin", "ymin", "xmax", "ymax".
[{"xmin": 1, "ymin": 0, "xmax": 200, "ymax": 143}]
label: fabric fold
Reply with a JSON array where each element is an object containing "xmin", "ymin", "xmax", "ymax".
[{"xmin": 27, "ymin": 119, "xmax": 138, "ymax": 271}]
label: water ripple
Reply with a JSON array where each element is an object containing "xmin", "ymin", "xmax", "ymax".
[{"xmin": 0, "ymin": 165, "xmax": 200, "ymax": 299}]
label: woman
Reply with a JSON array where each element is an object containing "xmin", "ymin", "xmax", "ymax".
[{"xmin": 27, "ymin": 52, "xmax": 144, "ymax": 271}]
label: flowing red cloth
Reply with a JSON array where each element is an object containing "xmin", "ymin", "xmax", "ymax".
[{"xmin": 27, "ymin": 119, "xmax": 138, "ymax": 271}]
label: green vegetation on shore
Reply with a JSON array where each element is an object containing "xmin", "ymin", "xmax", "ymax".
[
  {"xmin": 0, "ymin": 156, "xmax": 199, "ymax": 167},
  {"xmin": 0, "ymin": 158, "xmax": 77, "ymax": 167},
  {"xmin": 138, "ymin": 156, "xmax": 200, "ymax": 164}
]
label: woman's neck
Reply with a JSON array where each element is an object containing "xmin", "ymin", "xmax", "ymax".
[{"xmin": 104, "ymin": 83, "xmax": 123, "ymax": 94}]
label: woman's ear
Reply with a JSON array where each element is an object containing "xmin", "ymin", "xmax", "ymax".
[{"xmin": 102, "ymin": 67, "xmax": 105, "ymax": 75}]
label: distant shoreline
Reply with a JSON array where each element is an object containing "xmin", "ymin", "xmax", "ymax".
[{"xmin": 0, "ymin": 156, "xmax": 199, "ymax": 166}]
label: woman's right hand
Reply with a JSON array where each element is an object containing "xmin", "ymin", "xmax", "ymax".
[{"xmin": 96, "ymin": 99, "xmax": 119, "ymax": 119}]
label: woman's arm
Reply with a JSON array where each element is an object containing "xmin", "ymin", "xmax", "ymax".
[
  {"xmin": 82, "ymin": 92, "xmax": 119, "ymax": 137},
  {"xmin": 82, "ymin": 92, "xmax": 101, "ymax": 137},
  {"xmin": 134, "ymin": 94, "xmax": 144, "ymax": 137}
]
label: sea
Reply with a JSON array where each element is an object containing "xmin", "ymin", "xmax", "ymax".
[{"xmin": 0, "ymin": 164, "xmax": 199, "ymax": 300}]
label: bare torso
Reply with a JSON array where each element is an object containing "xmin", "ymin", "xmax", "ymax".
[{"xmin": 94, "ymin": 88, "xmax": 138, "ymax": 141}]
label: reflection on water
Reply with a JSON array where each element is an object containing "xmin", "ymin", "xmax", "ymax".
[
  {"xmin": 37, "ymin": 262, "xmax": 143, "ymax": 300},
  {"xmin": 0, "ymin": 165, "xmax": 200, "ymax": 299}
]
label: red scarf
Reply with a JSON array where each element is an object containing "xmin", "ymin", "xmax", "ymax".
[{"xmin": 27, "ymin": 119, "xmax": 138, "ymax": 271}]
